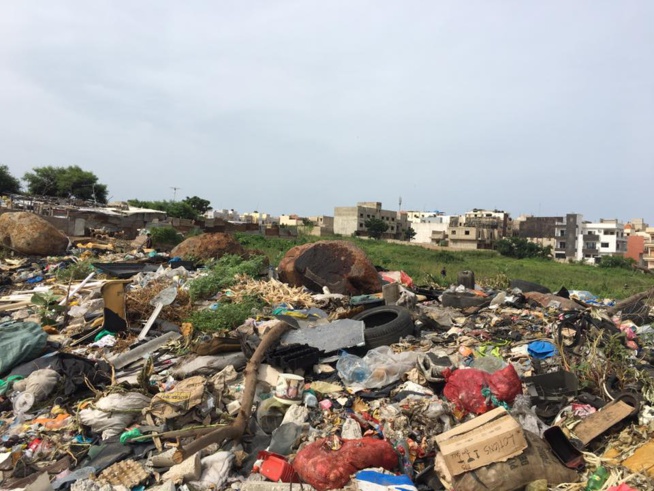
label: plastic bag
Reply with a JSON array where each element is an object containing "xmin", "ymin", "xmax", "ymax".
[
  {"xmin": 443, "ymin": 364, "xmax": 522, "ymax": 415},
  {"xmin": 292, "ymin": 437, "xmax": 398, "ymax": 491},
  {"xmin": 337, "ymin": 347, "xmax": 419, "ymax": 389}
]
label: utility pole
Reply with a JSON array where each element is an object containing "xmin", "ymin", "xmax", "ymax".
[
  {"xmin": 171, "ymin": 187, "xmax": 181, "ymax": 202},
  {"xmin": 398, "ymin": 196, "xmax": 402, "ymax": 211}
]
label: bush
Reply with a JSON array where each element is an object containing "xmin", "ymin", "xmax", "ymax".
[
  {"xmin": 495, "ymin": 237, "xmax": 552, "ymax": 259},
  {"xmin": 598, "ymin": 255, "xmax": 635, "ymax": 269},
  {"xmin": 56, "ymin": 259, "xmax": 94, "ymax": 283},
  {"xmin": 149, "ymin": 227, "xmax": 183, "ymax": 247}
]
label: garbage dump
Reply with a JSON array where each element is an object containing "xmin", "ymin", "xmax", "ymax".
[{"xmin": 1, "ymin": 223, "xmax": 654, "ymax": 490}]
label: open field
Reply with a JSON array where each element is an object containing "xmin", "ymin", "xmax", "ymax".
[{"xmin": 236, "ymin": 233, "xmax": 654, "ymax": 299}]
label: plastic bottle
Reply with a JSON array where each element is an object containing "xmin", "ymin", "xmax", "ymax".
[
  {"xmin": 302, "ymin": 391, "xmax": 318, "ymax": 408},
  {"xmin": 585, "ymin": 466, "xmax": 609, "ymax": 490},
  {"xmin": 336, "ymin": 352, "xmax": 371, "ymax": 385}
]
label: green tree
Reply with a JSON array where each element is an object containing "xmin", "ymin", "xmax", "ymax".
[
  {"xmin": 183, "ymin": 196, "xmax": 212, "ymax": 215},
  {"xmin": 0, "ymin": 165, "xmax": 21, "ymax": 194},
  {"xmin": 495, "ymin": 236, "xmax": 552, "ymax": 259},
  {"xmin": 404, "ymin": 227, "xmax": 417, "ymax": 241},
  {"xmin": 365, "ymin": 217, "xmax": 389, "ymax": 240},
  {"xmin": 127, "ymin": 199, "xmax": 199, "ymax": 220},
  {"xmin": 23, "ymin": 165, "xmax": 108, "ymax": 203}
]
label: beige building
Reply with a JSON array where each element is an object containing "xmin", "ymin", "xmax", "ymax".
[{"xmin": 334, "ymin": 202, "xmax": 406, "ymax": 239}]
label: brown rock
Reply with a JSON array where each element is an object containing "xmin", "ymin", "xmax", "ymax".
[
  {"xmin": 171, "ymin": 233, "xmax": 246, "ymax": 261},
  {"xmin": 278, "ymin": 240, "xmax": 381, "ymax": 295},
  {"xmin": 0, "ymin": 212, "xmax": 69, "ymax": 256}
]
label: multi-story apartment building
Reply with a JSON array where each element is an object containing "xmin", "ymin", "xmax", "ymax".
[
  {"xmin": 334, "ymin": 202, "xmax": 406, "ymax": 239},
  {"xmin": 554, "ymin": 214, "xmax": 627, "ymax": 263}
]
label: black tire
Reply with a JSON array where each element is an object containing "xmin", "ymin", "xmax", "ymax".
[
  {"xmin": 353, "ymin": 305, "xmax": 415, "ymax": 349},
  {"xmin": 440, "ymin": 291, "xmax": 489, "ymax": 309},
  {"xmin": 509, "ymin": 279, "xmax": 551, "ymax": 294}
]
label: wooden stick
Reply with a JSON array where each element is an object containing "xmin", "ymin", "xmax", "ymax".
[
  {"xmin": 606, "ymin": 287, "xmax": 654, "ymax": 315},
  {"xmin": 172, "ymin": 320, "xmax": 290, "ymax": 463}
]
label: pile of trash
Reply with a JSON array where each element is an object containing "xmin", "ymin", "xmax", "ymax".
[{"xmin": 1, "ymin": 224, "xmax": 654, "ymax": 491}]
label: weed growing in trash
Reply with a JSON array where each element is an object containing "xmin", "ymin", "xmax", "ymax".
[
  {"xmin": 30, "ymin": 291, "xmax": 66, "ymax": 325},
  {"xmin": 188, "ymin": 254, "xmax": 267, "ymax": 301},
  {"xmin": 187, "ymin": 296, "xmax": 264, "ymax": 332},
  {"xmin": 55, "ymin": 259, "xmax": 94, "ymax": 283}
]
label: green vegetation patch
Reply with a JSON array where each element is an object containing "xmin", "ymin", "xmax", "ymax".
[{"xmin": 188, "ymin": 254, "xmax": 267, "ymax": 301}]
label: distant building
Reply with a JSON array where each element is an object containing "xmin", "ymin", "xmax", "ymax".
[
  {"xmin": 554, "ymin": 214, "xmax": 627, "ymax": 264},
  {"xmin": 208, "ymin": 209, "xmax": 240, "ymax": 221},
  {"xmin": 334, "ymin": 202, "xmax": 405, "ymax": 239},
  {"xmin": 241, "ymin": 211, "xmax": 277, "ymax": 225}
]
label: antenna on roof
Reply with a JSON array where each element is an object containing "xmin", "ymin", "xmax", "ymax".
[
  {"xmin": 171, "ymin": 187, "xmax": 181, "ymax": 202},
  {"xmin": 398, "ymin": 196, "xmax": 402, "ymax": 211}
]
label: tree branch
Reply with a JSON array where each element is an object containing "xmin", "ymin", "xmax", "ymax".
[{"xmin": 172, "ymin": 320, "xmax": 291, "ymax": 463}]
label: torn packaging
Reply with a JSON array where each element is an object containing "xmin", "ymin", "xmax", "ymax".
[{"xmin": 148, "ymin": 376, "xmax": 206, "ymax": 420}]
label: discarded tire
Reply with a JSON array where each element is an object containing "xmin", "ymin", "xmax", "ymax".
[
  {"xmin": 509, "ymin": 279, "xmax": 551, "ymax": 294},
  {"xmin": 440, "ymin": 291, "xmax": 488, "ymax": 309},
  {"xmin": 353, "ymin": 305, "xmax": 414, "ymax": 349}
]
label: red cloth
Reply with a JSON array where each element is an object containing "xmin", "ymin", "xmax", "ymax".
[
  {"xmin": 443, "ymin": 364, "xmax": 522, "ymax": 415},
  {"xmin": 292, "ymin": 437, "xmax": 398, "ymax": 491}
]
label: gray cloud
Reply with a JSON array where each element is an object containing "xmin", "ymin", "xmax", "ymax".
[{"xmin": 1, "ymin": 1, "xmax": 652, "ymax": 222}]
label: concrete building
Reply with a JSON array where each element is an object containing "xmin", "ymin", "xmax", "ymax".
[
  {"xmin": 447, "ymin": 225, "xmax": 481, "ymax": 250},
  {"xmin": 334, "ymin": 202, "xmax": 405, "ymax": 239},
  {"xmin": 643, "ymin": 228, "xmax": 654, "ymax": 271},
  {"xmin": 241, "ymin": 212, "xmax": 277, "ymax": 225},
  {"xmin": 407, "ymin": 214, "xmax": 452, "ymax": 245},
  {"xmin": 208, "ymin": 209, "xmax": 240, "ymax": 221},
  {"xmin": 279, "ymin": 214, "xmax": 302, "ymax": 227},
  {"xmin": 554, "ymin": 214, "xmax": 627, "ymax": 264},
  {"xmin": 301, "ymin": 215, "xmax": 334, "ymax": 237}
]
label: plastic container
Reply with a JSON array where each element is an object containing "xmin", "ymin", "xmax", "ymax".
[
  {"xmin": 336, "ymin": 352, "xmax": 371, "ymax": 385},
  {"xmin": 259, "ymin": 453, "xmax": 299, "ymax": 483},
  {"xmin": 457, "ymin": 270, "xmax": 475, "ymax": 289},
  {"xmin": 585, "ymin": 466, "xmax": 608, "ymax": 490}
]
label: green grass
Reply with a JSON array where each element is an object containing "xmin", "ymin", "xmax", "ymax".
[{"xmin": 235, "ymin": 234, "xmax": 654, "ymax": 299}]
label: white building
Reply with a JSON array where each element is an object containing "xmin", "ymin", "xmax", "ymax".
[{"xmin": 554, "ymin": 214, "xmax": 627, "ymax": 264}]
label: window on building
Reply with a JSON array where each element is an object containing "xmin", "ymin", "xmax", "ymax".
[
  {"xmin": 559, "ymin": 241, "xmax": 566, "ymax": 248},
  {"xmin": 366, "ymin": 214, "xmax": 370, "ymax": 218},
  {"xmin": 359, "ymin": 213, "xmax": 363, "ymax": 218},
  {"xmin": 559, "ymin": 230, "xmax": 565, "ymax": 236},
  {"xmin": 359, "ymin": 223, "xmax": 363, "ymax": 228},
  {"xmin": 391, "ymin": 226, "xmax": 395, "ymax": 231},
  {"xmin": 464, "ymin": 230, "xmax": 470, "ymax": 235},
  {"xmin": 451, "ymin": 230, "xmax": 457, "ymax": 235},
  {"xmin": 601, "ymin": 242, "xmax": 609, "ymax": 248},
  {"xmin": 391, "ymin": 217, "xmax": 395, "ymax": 221}
]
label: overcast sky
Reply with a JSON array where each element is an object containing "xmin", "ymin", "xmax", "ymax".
[{"xmin": 1, "ymin": 1, "xmax": 652, "ymax": 222}]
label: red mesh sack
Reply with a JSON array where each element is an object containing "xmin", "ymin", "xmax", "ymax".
[
  {"xmin": 292, "ymin": 437, "xmax": 398, "ymax": 491},
  {"xmin": 443, "ymin": 364, "xmax": 521, "ymax": 415}
]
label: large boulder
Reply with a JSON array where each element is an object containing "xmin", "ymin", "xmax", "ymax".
[
  {"xmin": 278, "ymin": 240, "xmax": 381, "ymax": 295},
  {"xmin": 0, "ymin": 212, "xmax": 69, "ymax": 256},
  {"xmin": 171, "ymin": 233, "xmax": 247, "ymax": 261}
]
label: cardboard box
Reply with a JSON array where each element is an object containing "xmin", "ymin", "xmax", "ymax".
[
  {"xmin": 435, "ymin": 407, "xmax": 528, "ymax": 476},
  {"xmin": 573, "ymin": 399, "xmax": 635, "ymax": 446}
]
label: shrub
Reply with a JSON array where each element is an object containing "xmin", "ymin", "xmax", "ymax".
[
  {"xmin": 598, "ymin": 255, "xmax": 635, "ymax": 269},
  {"xmin": 495, "ymin": 237, "xmax": 552, "ymax": 259},
  {"xmin": 150, "ymin": 227, "xmax": 183, "ymax": 247}
]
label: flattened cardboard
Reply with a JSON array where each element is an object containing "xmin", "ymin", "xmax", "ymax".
[
  {"xmin": 573, "ymin": 399, "xmax": 634, "ymax": 446},
  {"xmin": 435, "ymin": 407, "xmax": 527, "ymax": 476}
]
